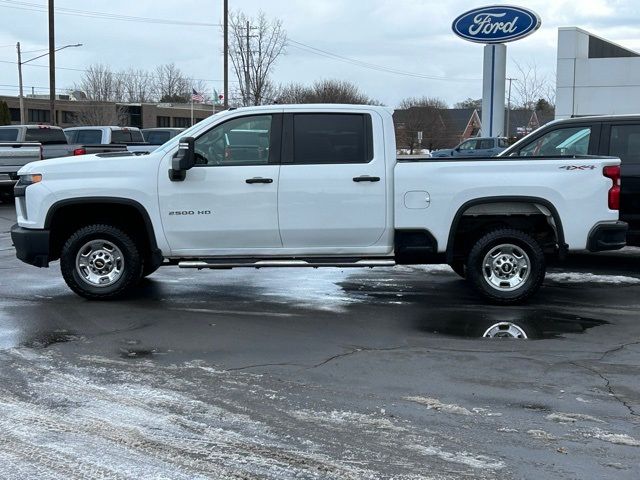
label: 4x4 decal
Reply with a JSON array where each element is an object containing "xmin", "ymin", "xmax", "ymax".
[{"xmin": 559, "ymin": 165, "xmax": 596, "ymax": 171}]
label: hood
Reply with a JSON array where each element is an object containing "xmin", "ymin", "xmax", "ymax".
[{"xmin": 17, "ymin": 151, "xmax": 153, "ymax": 177}]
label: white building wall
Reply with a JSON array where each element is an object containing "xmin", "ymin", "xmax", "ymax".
[{"xmin": 556, "ymin": 27, "xmax": 640, "ymax": 119}]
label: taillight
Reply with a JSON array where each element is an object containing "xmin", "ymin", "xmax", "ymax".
[
  {"xmin": 73, "ymin": 148, "xmax": 86, "ymax": 156},
  {"xmin": 603, "ymin": 165, "xmax": 621, "ymax": 210}
]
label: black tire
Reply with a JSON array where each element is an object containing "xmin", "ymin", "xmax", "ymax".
[
  {"xmin": 466, "ymin": 228, "xmax": 545, "ymax": 304},
  {"xmin": 60, "ymin": 224, "xmax": 143, "ymax": 300},
  {"xmin": 449, "ymin": 260, "xmax": 466, "ymax": 279}
]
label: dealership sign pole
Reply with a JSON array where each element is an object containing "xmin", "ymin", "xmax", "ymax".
[{"xmin": 452, "ymin": 6, "xmax": 541, "ymax": 138}]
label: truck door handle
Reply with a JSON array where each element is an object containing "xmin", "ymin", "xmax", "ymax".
[
  {"xmin": 246, "ymin": 177, "xmax": 273, "ymax": 184},
  {"xmin": 353, "ymin": 175, "xmax": 380, "ymax": 183}
]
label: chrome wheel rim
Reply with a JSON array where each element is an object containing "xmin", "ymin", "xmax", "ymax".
[
  {"xmin": 75, "ymin": 240, "xmax": 124, "ymax": 287},
  {"xmin": 483, "ymin": 322, "xmax": 528, "ymax": 339},
  {"xmin": 482, "ymin": 243, "xmax": 530, "ymax": 292}
]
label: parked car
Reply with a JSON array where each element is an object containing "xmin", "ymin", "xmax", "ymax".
[
  {"xmin": 0, "ymin": 125, "xmax": 126, "ymax": 199},
  {"xmin": 0, "ymin": 125, "xmax": 125, "ymax": 159},
  {"xmin": 432, "ymin": 137, "xmax": 508, "ymax": 158},
  {"xmin": 0, "ymin": 142, "xmax": 41, "ymax": 200},
  {"xmin": 64, "ymin": 126, "xmax": 156, "ymax": 154},
  {"xmin": 12, "ymin": 105, "xmax": 625, "ymax": 304},
  {"xmin": 141, "ymin": 128, "xmax": 184, "ymax": 146},
  {"xmin": 500, "ymin": 114, "xmax": 640, "ymax": 246}
]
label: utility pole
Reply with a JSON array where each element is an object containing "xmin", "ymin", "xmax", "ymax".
[
  {"xmin": 506, "ymin": 77, "xmax": 515, "ymax": 141},
  {"xmin": 16, "ymin": 42, "xmax": 25, "ymax": 124},
  {"xmin": 48, "ymin": 0, "xmax": 56, "ymax": 125},
  {"xmin": 223, "ymin": 0, "xmax": 228, "ymax": 109},
  {"xmin": 245, "ymin": 21, "xmax": 251, "ymax": 106}
]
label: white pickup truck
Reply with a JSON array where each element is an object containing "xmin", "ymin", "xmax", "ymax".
[
  {"xmin": 11, "ymin": 105, "xmax": 626, "ymax": 303},
  {"xmin": 64, "ymin": 126, "xmax": 156, "ymax": 154}
]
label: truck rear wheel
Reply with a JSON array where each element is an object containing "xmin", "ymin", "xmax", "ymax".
[
  {"xmin": 60, "ymin": 224, "xmax": 143, "ymax": 300},
  {"xmin": 466, "ymin": 229, "xmax": 545, "ymax": 304}
]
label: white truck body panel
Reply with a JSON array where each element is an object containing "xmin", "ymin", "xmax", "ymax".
[{"xmin": 17, "ymin": 105, "xmax": 620, "ymax": 258}]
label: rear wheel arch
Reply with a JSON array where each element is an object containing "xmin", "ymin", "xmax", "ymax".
[{"xmin": 446, "ymin": 196, "xmax": 566, "ymax": 263}]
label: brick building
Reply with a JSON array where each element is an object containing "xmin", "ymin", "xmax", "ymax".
[{"xmin": 0, "ymin": 95, "xmax": 222, "ymax": 128}]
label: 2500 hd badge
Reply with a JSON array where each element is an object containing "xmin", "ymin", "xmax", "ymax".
[{"xmin": 168, "ymin": 210, "xmax": 212, "ymax": 216}]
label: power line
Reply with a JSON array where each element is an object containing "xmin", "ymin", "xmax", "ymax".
[
  {"xmin": 288, "ymin": 40, "xmax": 481, "ymax": 82},
  {"xmin": 0, "ymin": 0, "xmax": 221, "ymax": 27}
]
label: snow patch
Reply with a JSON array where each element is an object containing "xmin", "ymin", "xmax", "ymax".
[
  {"xmin": 405, "ymin": 396, "xmax": 473, "ymax": 416},
  {"xmin": 410, "ymin": 445, "xmax": 505, "ymax": 470},
  {"xmin": 546, "ymin": 272, "xmax": 640, "ymax": 285},
  {"xmin": 289, "ymin": 409, "xmax": 403, "ymax": 431},
  {"xmin": 584, "ymin": 429, "xmax": 640, "ymax": 447},
  {"xmin": 527, "ymin": 430, "xmax": 557, "ymax": 441},
  {"xmin": 546, "ymin": 412, "xmax": 605, "ymax": 424}
]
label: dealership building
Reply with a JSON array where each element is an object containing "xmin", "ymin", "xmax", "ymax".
[{"xmin": 556, "ymin": 27, "xmax": 640, "ymax": 119}]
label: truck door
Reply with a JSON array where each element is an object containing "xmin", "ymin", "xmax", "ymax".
[
  {"xmin": 158, "ymin": 113, "xmax": 283, "ymax": 255},
  {"xmin": 277, "ymin": 112, "xmax": 387, "ymax": 251}
]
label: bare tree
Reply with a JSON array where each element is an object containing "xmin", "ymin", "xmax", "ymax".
[
  {"xmin": 395, "ymin": 97, "xmax": 447, "ymax": 153},
  {"xmin": 229, "ymin": 10, "xmax": 287, "ymax": 106},
  {"xmin": 511, "ymin": 60, "xmax": 555, "ymax": 110},
  {"xmin": 74, "ymin": 64, "xmax": 118, "ymax": 102},
  {"xmin": 454, "ymin": 98, "xmax": 482, "ymax": 109},
  {"xmin": 276, "ymin": 79, "xmax": 379, "ymax": 105},
  {"xmin": 121, "ymin": 68, "xmax": 154, "ymax": 103},
  {"xmin": 72, "ymin": 103, "xmax": 128, "ymax": 126},
  {"xmin": 154, "ymin": 63, "xmax": 190, "ymax": 102}
]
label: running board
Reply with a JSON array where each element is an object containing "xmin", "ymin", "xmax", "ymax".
[{"xmin": 178, "ymin": 259, "xmax": 396, "ymax": 269}]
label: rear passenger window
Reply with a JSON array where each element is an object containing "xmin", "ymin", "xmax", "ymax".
[
  {"xmin": 293, "ymin": 114, "xmax": 372, "ymax": 164},
  {"xmin": 609, "ymin": 125, "xmax": 640, "ymax": 164}
]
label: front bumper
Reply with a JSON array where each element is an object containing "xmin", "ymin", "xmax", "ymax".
[
  {"xmin": 587, "ymin": 221, "xmax": 628, "ymax": 252},
  {"xmin": 10, "ymin": 224, "xmax": 50, "ymax": 267}
]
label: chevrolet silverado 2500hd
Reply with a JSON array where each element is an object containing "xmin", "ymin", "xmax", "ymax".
[{"xmin": 11, "ymin": 105, "xmax": 627, "ymax": 303}]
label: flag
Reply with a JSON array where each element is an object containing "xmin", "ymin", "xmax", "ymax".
[{"xmin": 191, "ymin": 89, "xmax": 204, "ymax": 103}]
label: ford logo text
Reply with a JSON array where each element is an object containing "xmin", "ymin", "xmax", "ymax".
[{"xmin": 452, "ymin": 5, "xmax": 541, "ymax": 43}]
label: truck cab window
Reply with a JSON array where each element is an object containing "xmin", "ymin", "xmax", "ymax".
[
  {"xmin": 610, "ymin": 124, "xmax": 640, "ymax": 164},
  {"xmin": 0, "ymin": 128, "xmax": 19, "ymax": 141},
  {"xmin": 293, "ymin": 114, "xmax": 370, "ymax": 164},
  {"xmin": 76, "ymin": 130, "xmax": 103, "ymax": 144},
  {"xmin": 194, "ymin": 115, "xmax": 272, "ymax": 166},
  {"xmin": 518, "ymin": 126, "xmax": 591, "ymax": 157},
  {"xmin": 458, "ymin": 139, "xmax": 477, "ymax": 150}
]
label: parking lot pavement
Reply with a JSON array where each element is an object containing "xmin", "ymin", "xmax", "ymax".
[{"xmin": 0, "ymin": 201, "xmax": 639, "ymax": 479}]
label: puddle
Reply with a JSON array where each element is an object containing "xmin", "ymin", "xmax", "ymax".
[
  {"xmin": 415, "ymin": 310, "xmax": 608, "ymax": 340},
  {"xmin": 21, "ymin": 331, "xmax": 81, "ymax": 349}
]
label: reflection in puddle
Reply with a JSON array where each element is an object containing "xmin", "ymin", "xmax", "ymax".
[{"xmin": 416, "ymin": 310, "xmax": 608, "ymax": 340}]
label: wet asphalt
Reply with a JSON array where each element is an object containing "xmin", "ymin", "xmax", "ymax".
[{"xmin": 0, "ymin": 201, "xmax": 639, "ymax": 479}]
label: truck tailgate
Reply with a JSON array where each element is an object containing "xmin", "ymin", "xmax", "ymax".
[{"xmin": 0, "ymin": 143, "xmax": 41, "ymax": 168}]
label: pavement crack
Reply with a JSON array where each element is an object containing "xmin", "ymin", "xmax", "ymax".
[
  {"xmin": 569, "ymin": 361, "xmax": 638, "ymax": 418},
  {"xmin": 599, "ymin": 340, "xmax": 640, "ymax": 361},
  {"xmin": 226, "ymin": 362, "xmax": 304, "ymax": 372},
  {"xmin": 309, "ymin": 345, "xmax": 405, "ymax": 369}
]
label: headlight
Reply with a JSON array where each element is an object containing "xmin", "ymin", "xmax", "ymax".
[{"xmin": 14, "ymin": 174, "xmax": 42, "ymax": 197}]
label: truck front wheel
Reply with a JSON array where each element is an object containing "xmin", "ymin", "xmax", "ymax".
[
  {"xmin": 60, "ymin": 224, "xmax": 143, "ymax": 300},
  {"xmin": 466, "ymin": 229, "xmax": 545, "ymax": 304}
]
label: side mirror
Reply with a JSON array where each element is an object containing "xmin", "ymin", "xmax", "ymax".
[{"xmin": 169, "ymin": 137, "xmax": 196, "ymax": 182}]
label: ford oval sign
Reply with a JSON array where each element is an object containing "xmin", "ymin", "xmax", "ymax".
[{"xmin": 452, "ymin": 5, "xmax": 541, "ymax": 43}]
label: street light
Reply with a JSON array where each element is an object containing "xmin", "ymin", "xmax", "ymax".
[{"xmin": 16, "ymin": 42, "xmax": 82, "ymax": 124}]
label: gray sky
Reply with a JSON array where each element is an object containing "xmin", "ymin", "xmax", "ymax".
[{"xmin": 0, "ymin": 0, "xmax": 638, "ymax": 107}]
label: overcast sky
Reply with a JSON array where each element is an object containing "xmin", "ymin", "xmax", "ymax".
[{"xmin": 0, "ymin": 0, "xmax": 638, "ymax": 107}]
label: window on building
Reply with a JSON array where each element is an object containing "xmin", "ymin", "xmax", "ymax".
[
  {"xmin": 156, "ymin": 116, "xmax": 171, "ymax": 128},
  {"xmin": 610, "ymin": 124, "xmax": 640, "ymax": 164},
  {"xmin": 9, "ymin": 108, "xmax": 20, "ymax": 122},
  {"xmin": 62, "ymin": 111, "xmax": 76, "ymax": 124},
  {"xmin": 28, "ymin": 109, "xmax": 50, "ymax": 123},
  {"xmin": 173, "ymin": 117, "xmax": 190, "ymax": 128},
  {"xmin": 292, "ymin": 114, "xmax": 372, "ymax": 164}
]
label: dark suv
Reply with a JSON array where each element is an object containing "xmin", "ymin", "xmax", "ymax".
[{"xmin": 501, "ymin": 115, "xmax": 640, "ymax": 245}]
